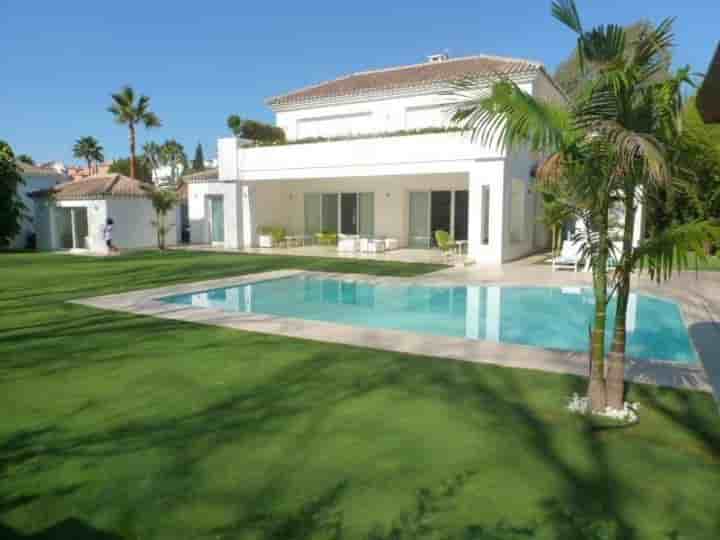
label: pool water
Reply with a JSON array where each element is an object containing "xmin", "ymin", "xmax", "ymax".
[{"xmin": 161, "ymin": 276, "xmax": 698, "ymax": 363}]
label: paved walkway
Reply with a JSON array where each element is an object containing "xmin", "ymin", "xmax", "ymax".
[
  {"xmin": 72, "ymin": 261, "xmax": 720, "ymax": 400},
  {"xmin": 173, "ymin": 244, "xmax": 466, "ymax": 266}
]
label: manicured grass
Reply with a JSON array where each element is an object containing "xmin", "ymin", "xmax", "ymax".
[{"xmin": 1, "ymin": 251, "xmax": 718, "ymax": 540}]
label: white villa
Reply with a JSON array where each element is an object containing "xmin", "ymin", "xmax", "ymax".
[{"xmin": 187, "ymin": 53, "xmax": 567, "ymax": 263}]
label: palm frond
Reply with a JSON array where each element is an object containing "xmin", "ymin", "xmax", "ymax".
[
  {"xmin": 552, "ymin": 0, "xmax": 583, "ymax": 35},
  {"xmin": 635, "ymin": 220, "xmax": 720, "ymax": 282},
  {"xmin": 449, "ymin": 78, "xmax": 571, "ymax": 153}
]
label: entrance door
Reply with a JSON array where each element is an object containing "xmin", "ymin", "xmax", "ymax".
[
  {"xmin": 341, "ymin": 193, "xmax": 358, "ymax": 235},
  {"xmin": 409, "ymin": 191, "xmax": 431, "ymax": 248},
  {"xmin": 209, "ymin": 197, "xmax": 224, "ymax": 244},
  {"xmin": 55, "ymin": 207, "xmax": 88, "ymax": 249},
  {"xmin": 430, "ymin": 191, "xmax": 452, "ymax": 246}
]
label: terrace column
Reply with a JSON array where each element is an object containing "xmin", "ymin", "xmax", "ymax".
[
  {"xmin": 467, "ymin": 161, "xmax": 506, "ymax": 264},
  {"xmin": 240, "ymin": 183, "xmax": 257, "ymax": 248}
]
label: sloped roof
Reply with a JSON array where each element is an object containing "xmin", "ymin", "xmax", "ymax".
[
  {"xmin": 698, "ymin": 44, "xmax": 720, "ymax": 123},
  {"xmin": 30, "ymin": 174, "xmax": 152, "ymax": 200},
  {"xmin": 267, "ymin": 54, "xmax": 543, "ymax": 106}
]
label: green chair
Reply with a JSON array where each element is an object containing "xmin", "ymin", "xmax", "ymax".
[{"xmin": 434, "ymin": 230, "xmax": 456, "ymax": 257}]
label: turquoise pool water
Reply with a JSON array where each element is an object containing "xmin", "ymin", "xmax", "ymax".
[{"xmin": 161, "ymin": 276, "xmax": 698, "ymax": 363}]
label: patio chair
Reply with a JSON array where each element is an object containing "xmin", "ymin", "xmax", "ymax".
[
  {"xmin": 434, "ymin": 230, "xmax": 456, "ymax": 258},
  {"xmin": 552, "ymin": 240, "xmax": 583, "ymax": 272}
]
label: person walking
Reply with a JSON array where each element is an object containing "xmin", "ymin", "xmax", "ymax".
[{"xmin": 103, "ymin": 218, "xmax": 118, "ymax": 253}]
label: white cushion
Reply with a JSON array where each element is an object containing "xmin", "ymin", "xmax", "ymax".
[{"xmin": 337, "ymin": 238, "xmax": 360, "ymax": 252}]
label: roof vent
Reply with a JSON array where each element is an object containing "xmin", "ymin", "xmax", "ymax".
[{"xmin": 427, "ymin": 53, "xmax": 449, "ymax": 63}]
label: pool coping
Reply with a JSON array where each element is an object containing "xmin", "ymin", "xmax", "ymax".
[{"xmin": 70, "ymin": 269, "xmax": 716, "ymax": 397}]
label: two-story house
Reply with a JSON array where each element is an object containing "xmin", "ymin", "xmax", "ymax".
[{"xmin": 187, "ymin": 53, "xmax": 565, "ymax": 264}]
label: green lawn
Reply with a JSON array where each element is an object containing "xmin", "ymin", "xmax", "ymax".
[{"xmin": 1, "ymin": 251, "xmax": 718, "ymax": 540}]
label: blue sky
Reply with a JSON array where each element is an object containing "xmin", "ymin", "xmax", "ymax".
[{"xmin": 2, "ymin": 0, "xmax": 718, "ymax": 165}]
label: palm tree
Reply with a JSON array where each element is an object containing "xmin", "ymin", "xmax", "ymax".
[
  {"xmin": 108, "ymin": 86, "xmax": 161, "ymax": 180},
  {"xmin": 448, "ymin": 0, "xmax": 702, "ymax": 412},
  {"xmin": 551, "ymin": 2, "xmax": 720, "ymax": 408},
  {"xmin": 143, "ymin": 186, "xmax": 178, "ymax": 249},
  {"xmin": 73, "ymin": 136, "xmax": 104, "ymax": 175}
]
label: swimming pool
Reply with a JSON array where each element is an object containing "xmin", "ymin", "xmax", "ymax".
[{"xmin": 160, "ymin": 276, "xmax": 698, "ymax": 363}]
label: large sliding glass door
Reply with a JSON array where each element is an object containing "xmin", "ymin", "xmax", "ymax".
[
  {"xmin": 321, "ymin": 194, "xmax": 339, "ymax": 233},
  {"xmin": 55, "ymin": 207, "xmax": 88, "ymax": 249},
  {"xmin": 358, "ymin": 193, "xmax": 374, "ymax": 237},
  {"xmin": 409, "ymin": 191, "xmax": 431, "ymax": 248},
  {"xmin": 305, "ymin": 192, "xmax": 374, "ymax": 237},
  {"xmin": 409, "ymin": 190, "xmax": 469, "ymax": 248},
  {"xmin": 341, "ymin": 193, "xmax": 357, "ymax": 235},
  {"xmin": 430, "ymin": 191, "xmax": 452, "ymax": 246}
]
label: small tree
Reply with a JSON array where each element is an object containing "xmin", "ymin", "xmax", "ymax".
[
  {"xmin": 160, "ymin": 140, "xmax": 186, "ymax": 183},
  {"xmin": 192, "ymin": 143, "xmax": 205, "ymax": 172},
  {"xmin": 17, "ymin": 154, "xmax": 34, "ymax": 165},
  {"xmin": 145, "ymin": 187, "xmax": 178, "ymax": 250},
  {"xmin": 109, "ymin": 156, "xmax": 153, "ymax": 183},
  {"xmin": 0, "ymin": 141, "xmax": 26, "ymax": 248},
  {"xmin": 226, "ymin": 114, "xmax": 286, "ymax": 144}
]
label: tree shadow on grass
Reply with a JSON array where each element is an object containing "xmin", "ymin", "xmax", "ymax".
[
  {"xmin": 2, "ymin": 343, "xmax": 718, "ymax": 538},
  {"xmin": 0, "ymin": 518, "xmax": 120, "ymax": 540}
]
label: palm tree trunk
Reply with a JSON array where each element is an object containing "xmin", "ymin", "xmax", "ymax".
[
  {"xmin": 588, "ymin": 209, "xmax": 610, "ymax": 412},
  {"xmin": 129, "ymin": 124, "xmax": 137, "ymax": 180},
  {"xmin": 551, "ymin": 225, "xmax": 557, "ymax": 256},
  {"xmin": 86, "ymin": 159, "xmax": 92, "ymax": 177},
  {"xmin": 607, "ymin": 194, "xmax": 636, "ymax": 410}
]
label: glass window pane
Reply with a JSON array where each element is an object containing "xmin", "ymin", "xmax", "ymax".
[
  {"xmin": 409, "ymin": 192, "xmax": 430, "ymax": 248},
  {"xmin": 359, "ymin": 192, "xmax": 374, "ymax": 237},
  {"xmin": 304, "ymin": 193, "xmax": 322, "ymax": 236},
  {"xmin": 322, "ymin": 193, "xmax": 338, "ymax": 233}
]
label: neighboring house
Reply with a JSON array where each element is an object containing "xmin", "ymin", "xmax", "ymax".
[
  {"xmin": 10, "ymin": 162, "xmax": 67, "ymax": 249},
  {"xmin": 187, "ymin": 53, "xmax": 565, "ymax": 263},
  {"xmin": 152, "ymin": 163, "xmax": 185, "ymax": 186},
  {"xmin": 31, "ymin": 174, "xmax": 177, "ymax": 254},
  {"xmin": 698, "ymin": 44, "xmax": 720, "ymax": 124},
  {"xmin": 67, "ymin": 161, "xmax": 114, "ymax": 182}
]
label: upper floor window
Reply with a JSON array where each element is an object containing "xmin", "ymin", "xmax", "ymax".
[
  {"xmin": 296, "ymin": 112, "xmax": 372, "ymax": 139},
  {"xmin": 404, "ymin": 104, "xmax": 453, "ymax": 130}
]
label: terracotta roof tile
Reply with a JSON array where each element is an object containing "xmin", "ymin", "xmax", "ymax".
[
  {"xmin": 267, "ymin": 54, "xmax": 542, "ymax": 106},
  {"xmin": 30, "ymin": 174, "xmax": 153, "ymax": 200}
]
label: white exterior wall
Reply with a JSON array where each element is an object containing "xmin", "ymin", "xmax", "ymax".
[
  {"xmin": 188, "ymin": 182, "xmax": 241, "ymax": 248},
  {"xmin": 275, "ymin": 91, "xmax": 466, "ymax": 140},
  {"xmin": 198, "ymin": 69, "xmax": 567, "ymax": 263},
  {"xmin": 12, "ymin": 174, "xmax": 63, "ymax": 249},
  {"xmin": 106, "ymin": 198, "xmax": 177, "ymax": 250},
  {"xmin": 34, "ymin": 197, "xmax": 176, "ymax": 254}
]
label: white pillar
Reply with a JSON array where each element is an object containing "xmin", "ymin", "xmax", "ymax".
[
  {"xmin": 240, "ymin": 183, "xmax": 257, "ymax": 248},
  {"xmin": 467, "ymin": 161, "xmax": 506, "ymax": 264}
]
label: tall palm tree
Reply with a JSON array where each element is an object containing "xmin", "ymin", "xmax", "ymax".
[
  {"xmin": 449, "ymin": 0, "xmax": 702, "ymax": 412},
  {"xmin": 72, "ymin": 136, "xmax": 104, "ymax": 175},
  {"xmin": 552, "ymin": 1, "xmax": 720, "ymax": 408},
  {"xmin": 108, "ymin": 86, "xmax": 161, "ymax": 180}
]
